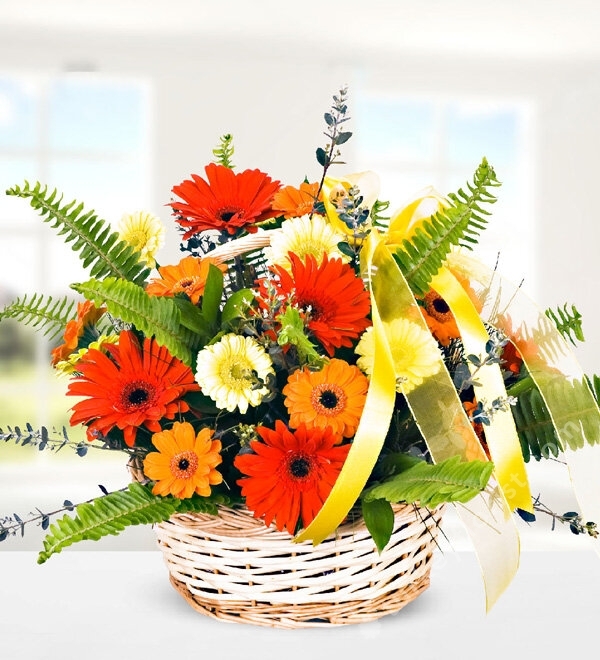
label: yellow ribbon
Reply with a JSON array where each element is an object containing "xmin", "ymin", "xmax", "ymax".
[
  {"xmin": 429, "ymin": 267, "xmax": 533, "ymax": 513},
  {"xmin": 294, "ymin": 232, "xmax": 397, "ymax": 544}
]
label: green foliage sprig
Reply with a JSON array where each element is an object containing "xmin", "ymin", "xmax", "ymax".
[
  {"xmin": 0, "ymin": 424, "xmax": 132, "ymax": 457},
  {"xmin": 72, "ymin": 277, "xmax": 194, "ymax": 364},
  {"xmin": 545, "ymin": 303, "xmax": 584, "ymax": 345},
  {"xmin": 361, "ymin": 455, "xmax": 492, "ymax": 552},
  {"xmin": 36, "ymin": 482, "xmax": 231, "ymax": 563},
  {"xmin": 363, "ymin": 455, "xmax": 494, "ymax": 508},
  {"xmin": 393, "ymin": 157, "xmax": 501, "ymax": 296},
  {"xmin": 6, "ymin": 182, "xmax": 149, "ymax": 285},
  {"xmin": 314, "ymin": 86, "xmax": 352, "ymax": 203},
  {"xmin": 0, "ymin": 293, "xmax": 76, "ymax": 341},
  {"xmin": 212, "ymin": 133, "xmax": 235, "ymax": 169}
]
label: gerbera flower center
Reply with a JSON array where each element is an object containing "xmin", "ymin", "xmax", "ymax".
[
  {"xmin": 311, "ymin": 383, "xmax": 346, "ymax": 416},
  {"xmin": 424, "ymin": 291, "xmax": 453, "ymax": 322},
  {"xmin": 220, "ymin": 359, "xmax": 260, "ymax": 389},
  {"xmin": 217, "ymin": 206, "xmax": 243, "ymax": 222},
  {"xmin": 176, "ymin": 276, "xmax": 196, "ymax": 290},
  {"xmin": 285, "ymin": 452, "xmax": 314, "ymax": 480},
  {"xmin": 298, "ymin": 297, "xmax": 326, "ymax": 322},
  {"xmin": 169, "ymin": 450, "xmax": 199, "ymax": 479},
  {"xmin": 121, "ymin": 380, "xmax": 156, "ymax": 410}
]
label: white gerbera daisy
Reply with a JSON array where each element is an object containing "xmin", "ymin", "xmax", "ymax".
[
  {"xmin": 195, "ymin": 334, "xmax": 274, "ymax": 413},
  {"xmin": 265, "ymin": 214, "xmax": 349, "ymax": 270}
]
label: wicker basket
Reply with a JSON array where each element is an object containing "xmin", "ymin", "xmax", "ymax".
[{"xmin": 153, "ymin": 503, "xmax": 444, "ymax": 628}]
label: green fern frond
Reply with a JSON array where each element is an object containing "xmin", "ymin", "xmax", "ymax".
[
  {"xmin": 371, "ymin": 199, "xmax": 391, "ymax": 230},
  {"xmin": 586, "ymin": 374, "xmax": 600, "ymax": 403},
  {"xmin": 7, "ymin": 181, "xmax": 149, "ymax": 285},
  {"xmin": 509, "ymin": 374, "xmax": 600, "ymax": 457},
  {"xmin": 509, "ymin": 382, "xmax": 562, "ymax": 461},
  {"xmin": 363, "ymin": 455, "xmax": 494, "ymax": 508},
  {"xmin": 72, "ymin": 277, "xmax": 192, "ymax": 364},
  {"xmin": 212, "ymin": 133, "xmax": 235, "ymax": 168},
  {"xmin": 0, "ymin": 293, "xmax": 76, "ymax": 340},
  {"xmin": 393, "ymin": 158, "xmax": 501, "ymax": 296},
  {"xmin": 37, "ymin": 483, "xmax": 178, "ymax": 564},
  {"xmin": 545, "ymin": 303, "xmax": 584, "ymax": 345}
]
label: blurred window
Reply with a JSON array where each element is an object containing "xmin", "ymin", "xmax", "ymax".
[
  {"xmin": 354, "ymin": 92, "xmax": 535, "ymax": 294},
  {"xmin": 0, "ymin": 73, "xmax": 151, "ymax": 433}
]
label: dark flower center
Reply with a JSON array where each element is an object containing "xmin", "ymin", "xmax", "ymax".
[
  {"xmin": 121, "ymin": 381, "xmax": 155, "ymax": 411},
  {"xmin": 432, "ymin": 298, "xmax": 450, "ymax": 315},
  {"xmin": 289, "ymin": 456, "xmax": 311, "ymax": 478},
  {"xmin": 298, "ymin": 297, "xmax": 325, "ymax": 322},
  {"xmin": 217, "ymin": 206, "xmax": 243, "ymax": 222},
  {"xmin": 170, "ymin": 450, "xmax": 199, "ymax": 479},
  {"xmin": 319, "ymin": 390, "xmax": 339, "ymax": 409}
]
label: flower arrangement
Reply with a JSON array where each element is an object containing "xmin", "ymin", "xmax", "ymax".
[{"xmin": 1, "ymin": 87, "xmax": 599, "ymax": 616}]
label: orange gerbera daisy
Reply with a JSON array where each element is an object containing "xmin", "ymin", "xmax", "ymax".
[
  {"xmin": 282, "ymin": 359, "xmax": 368, "ymax": 438},
  {"xmin": 51, "ymin": 300, "xmax": 106, "ymax": 366},
  {"xmin": 234, "ymin": 420, "xmax": 351, "ymax": 534},
  {"xmin": 420, "ymin": 289, "xmax": 461, "ymax": 346},
  {"xmin": 145, "ymin": 255, "xmax": 227, "ymax": 305},
  {"xmin": 271, "ymin": 181, "xmax": 320, "ymax": 219},
  {"xmin": 257, "ymin": 253, "xmax": 371, "ymax": 356},
  {"xmin": 67, "ymin": 330, "xmax": 200, "ymax": 447},
  {"xmin": 170, "ymin": 163, "xmax": 281, "ymax": 238},
  {"xmin": 419, "ymin": 271, "xmax": 483, "ymax": 347},
  {"xmin": 143, "ymin": 421, "xmax": 223, "ymax": 498}
]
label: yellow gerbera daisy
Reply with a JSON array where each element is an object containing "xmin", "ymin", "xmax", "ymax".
[
  {"xmin": 143, "ymin": 421, "xmax": 223, "ymax": 498},
  {"xmin": 54, "ymin": 334, "xmax": 120, "ymax": 375},
  {"xmin": 265, "ymin": 214, "xmax": 349, "ymax": 270},
  {"xmin": 195, "ymin": 334, "xmax": 275, "ymax": 413},
  {"xmin": 282, "ymin": 358, "xmax": 368, "ymax": 439},
  {"xmin": 355, "ymin": 318, "xmax": 440, "ymax": 394},
  {"xmin": 117, "ymin": 210, "xmax": 166, "ymax": 268}
]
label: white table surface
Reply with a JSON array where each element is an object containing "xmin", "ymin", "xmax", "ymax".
[{"xmin": 1, "ymin": 549, "xmax": 599, "ymax": 660}]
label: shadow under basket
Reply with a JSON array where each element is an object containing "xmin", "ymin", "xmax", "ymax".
[{"xmin": 153, "ymin": 503, "xmax": 444, "ymax": 628}]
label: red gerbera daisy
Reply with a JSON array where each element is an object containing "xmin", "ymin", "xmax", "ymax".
[
  {"xmin": 257, "ymin": 253, "xmax": 371, "ymax": 356},
  {"xmin": 170, "ymin": 163, "xmax": 281, "ymax": 238},
  {"xmin": 67, "ymin": 330, "xmax": 200, "ymax": 447},
  {"xmin": 234, "ymin": 420, "xmax": 351, "ymax": 534}
]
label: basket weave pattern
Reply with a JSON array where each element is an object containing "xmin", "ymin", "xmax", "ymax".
[{"xmin": 155, "ymin": 504, "xmax": 444, "ymax": 628}]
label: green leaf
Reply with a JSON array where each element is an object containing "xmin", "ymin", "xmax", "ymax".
[
  {"xmin": 221, "ymin": 288, "xmax": 255, "ymax": 327},
  {"xmin": 276, "ymin": 306, "xmax": 323, "ymax": 365},
  {"xmin": 173, "ymin": 297, "xmax": 211, "ymax": 339},
  {"xmin": 0, "ymin": 293, "xmax": 76, "ymax": 340},
  {"xmin": 7, "ymin": 181, "xmax": 149, "ymax": 285},
  {"xmin": 201, "ymin": 264, "xmax": 224, "ymax": 329},
  {"xmin": 37, "ymin": 484, "xmax": 179, "ymax": 564},
  {"xmin": 335, "ymin": 131, "xmax": 353, "ymax": 145},
  {"xmin": 73, "ymin": 277, "xmax": 192, "ymax": 364},
  {"xmin": 361, "ymin": 498, "xmax": 394, "ymax": 553},
  {"xmin": 316, "ymin": 147, "xmax": 328, "ymax": 167},
  {"xmin": 363, "ymin": 455, "xmax": 494, "ymax": 508}
]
